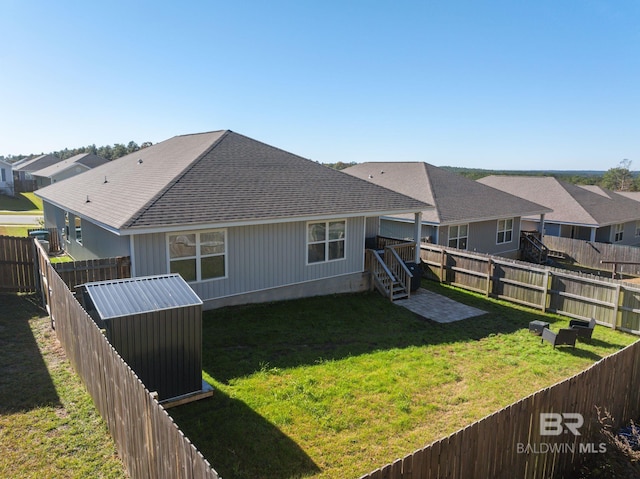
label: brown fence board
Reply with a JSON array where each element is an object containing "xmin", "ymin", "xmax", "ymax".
[
  {"xmin": 419, "ymin": 243, "xmax": 640, "ymax": 333},
  {"xmin": 359, "ymin": 339, "xmax": 640, "ymax": 478},
  {"xmin": 31, "ymin": 244, "xmax": 219, "ymax": 479},
  {"xmin": 0, "ymin": 235, "xmax": 36, "ymax": 292}
]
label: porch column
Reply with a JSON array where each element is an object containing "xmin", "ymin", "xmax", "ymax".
[
  {"xmin": 590, "ymin": 227, "xmax": 596, "ymax": 242},
  {"xmin": 538, "ymin": 214, "xmax": 545, "ymax": 235},
  {"xmin": 414, "ymin": 211, "xmax": 422, "ymax": 263}
]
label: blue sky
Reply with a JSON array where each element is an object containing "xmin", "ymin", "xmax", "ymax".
[{"xmin": 1, "ymin": 1, "xmax": 638, "ymax": 170}]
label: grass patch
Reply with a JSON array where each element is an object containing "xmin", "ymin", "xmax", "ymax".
[
  {"xmin": 0, "ymin": 294, "xmax": 126, "ymax": 479},
  {"xmin": 170, "ymin": 281, "xmax": 638, "ymax": 479},
  {"xmin": 0, "ymin": 192, "xmax": 42, "ymax": 212},
  {"xmin": 0, "ymin": 225, "xmax": 30, "ymax": 236}
]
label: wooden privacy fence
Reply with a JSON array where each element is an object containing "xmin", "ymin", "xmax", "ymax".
[
  {"xmin": 53, "ymin": 255, "xmax": 131, "ymax": 290},
  {"xmin": 360, "ymin": 339, "xmax": 640, "ymax": 479},
  {"xmin": 27, "ymin": 227, "xmax": 62, "ymax": 254},
  {"xmin": 543, "ymin": 235, "xmax": 640, "ymax": 277},
  {"xmin": 34, "ymin": 241, "xmax": 220, "ymax": 479},
  {"xmin": 420, "ymin": 243, "xmax": 640, "ymax": 334},
  {"xmin": 0, "ymin": 235, "xmax": 36, "ymax": 292}
]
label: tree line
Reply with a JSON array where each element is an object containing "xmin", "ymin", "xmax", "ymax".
[
  {"xmin": 443, "ymin": 159, "xmax": 638, "ymax": 192},
  {"xmin": 0, "ymin": 140, "xmax": 153, "ymax": 164}
]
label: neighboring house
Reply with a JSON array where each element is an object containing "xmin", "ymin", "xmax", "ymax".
[
  {"xmin": 32, "ymin": 153, "xmax": 109, "ymax": 188},
  {"xmin": 343, "ymin": 162, "xmax": 551, "ymax": 258},
  {"xmin": 0, "ymin": 158, "xmax": 14, "ymax": 196},
  {"xmin": 36, "ymin": 130, "xmax": 429, "ymax": 309},
  {"xmin": 12, "ymin": 154, "xmax": 62, "ymax": 181},
  {"xmin": 478, "ymin": 176, "xmax": 640, "ymax": 245}
]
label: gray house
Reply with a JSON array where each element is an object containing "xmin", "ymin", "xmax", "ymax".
[
  {"xmin": 478, "ymin": 176, "xmax": 640, "ymax": 245},
  {"xmin": 0, "ymin": 158, "xmax": 14, "ymax": 196},
  {"xmin": 32, "ymin": 153, "xmax": 109, "ymax": 188},
  {"xmin": 344, "ymin": 162, "xmax": 551, "ymax": 258},
  {"xmin": 36, "ymin": 130, "xmax": 429, "ymax": 309},
  {"xmin": 12, "ymin": 154, "xmax": 62, "ymax": 181}
]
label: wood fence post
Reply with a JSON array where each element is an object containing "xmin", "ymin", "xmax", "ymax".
[
  {"xmin": 440, "ymin": 249, "xmax": 445, "ymax": 283},
  {"xmin": 542, "ymin": 269, "xmax": 550, "ymax": 312},
  {"xmin": 486, "ymin": 258, "xmax": 493, "ymax": 297},
  {"xmin": 613, "ymin": 283, "xmax": 621, "ymax": 330}
]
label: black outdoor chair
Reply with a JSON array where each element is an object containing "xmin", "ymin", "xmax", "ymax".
[
  {"xmin": 541, "ymin": 328, "xmax": 578, "ymax": 349},
  {"xmin": 569, "ymin": 318, "xmax": 596, "ymax": 339}
]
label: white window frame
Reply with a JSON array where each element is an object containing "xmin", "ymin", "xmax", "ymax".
[
  {"xmin": 63, "ymin": 211, "xmax": 70, "ymax": 243},
  {"xmin": 613, "ymin": 223, "xmax": 624, "ymax": 243},
  {"xmin": 496, "ymin": 218, "xmax": 514, "ymax": 245},
  {"xmin": 167, "ymin": 229, "xmax": 227, "ymax": 282},
  {"xmin": 307, "ymin": 219, "xmax": 347, "ymax": 264},
  {"xmin": 75, "ymin": 217, "xmax": 82, "ymax": 245},
  {"xmin": 0, "ymin": 168, "xmax": 5, "ymax": 182},
  {"xmin": 448, "ymin": 224, "xmax": 468, "ymax": 250}
]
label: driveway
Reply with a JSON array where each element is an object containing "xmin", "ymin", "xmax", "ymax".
[{"xmin": 0, "ymin": 214, "xmax": 43, "ymax": 225}]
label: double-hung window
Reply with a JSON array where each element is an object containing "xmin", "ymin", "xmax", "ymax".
[
  {"xmin": 448, "ymin": 224, "xmax": 468, "ymax": 249},
  {"xmin": 307, "ymin": 220, "xmax": 346, "ymax": 263},
  {"xmin": 613, "ymin": 224, "xmax": 624, "ymax": 243},
  {"xmin": 497, "ymin": 218, "xmax": 513, "ymax": 244},
  {"xmin": 168, "ymin": 230, "xmax": 226, "ymax": 281}
]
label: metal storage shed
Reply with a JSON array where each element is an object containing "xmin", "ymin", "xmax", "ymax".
[{"xmin": 81, "ymin": 274, "xmax": 207, "ymax": 402}]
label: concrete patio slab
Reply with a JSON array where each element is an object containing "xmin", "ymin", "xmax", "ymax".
[{"xmin": 395, "ymin": 288, "xmax": 486, "ymax": 323}]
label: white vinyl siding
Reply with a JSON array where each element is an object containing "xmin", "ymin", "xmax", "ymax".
[{"xmin": 134, "ymin": 218, "xmax": 366, "ymax": 304}]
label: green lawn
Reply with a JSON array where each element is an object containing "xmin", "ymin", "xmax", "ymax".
[
  {"xmin": 0, "ymin": 192, "xmax": 43, "ymax": 213},
  {"xmin": 170, "ymin": 281, "xmax": 638, "ymax": 479},
  {"xmin": 0, "ymin": 294, "xmax": 126, "ymax": 479},
  {"xmin": 0, "ymin": 225, "xmax": 30, "ymax": 236}
]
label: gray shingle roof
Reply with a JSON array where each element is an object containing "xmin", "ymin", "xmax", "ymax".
[
  {"xmin": 13, "ymin": 154, "xmax": 62, "ymax": 173},
  {"xmin": 36, "ymin": 130, "xmax": 429, "ymax": 232},
  {"xmin": 343, "ymin": 162, "xmax": 551, "ymax": 225},
  {"xmin": 32, "ymin": 153, "xmax": 108, "ymax": 179},
  {"xmin": 478, "ymin": 176, "xmax": 640, "ymax": 226}
]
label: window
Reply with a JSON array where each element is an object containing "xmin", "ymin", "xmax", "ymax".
[
  {"xmin": 635, "ymin": 221, "xmax": 640, "ymax": 237},
  {"xmin": 75, "ymin": 217, "xmax": 82, "ymax": 245},
  {"xmin": 307, "ymin": 220, "xmax": 346, "ymax": 263},
  {"xmin": 448, "ymin": 224, "xmax": 468, "ymax": 249},
  {"xmin": 1, "ymin": 168, "xmax": 5, "ymax": 182},
  {"xmin": 64, "ymin": 212, "xmax": 70, "ymax": 242},
  {"xmin": 497, "ymin": 218, "xmax": 513, "ymax": 244},
  {"xmin": 168, "ymin": 230, "xmax": 226, "ymax": 281},
  {"xmin": 613, "ymin": 224, "xmax": 624, "ymax": 243}
]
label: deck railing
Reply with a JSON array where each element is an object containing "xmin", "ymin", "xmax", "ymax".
[
  {"xmin": 384, "ymin": 246, "xmax": 412, "ymax": 298},
  {"xmin": 365, "ymin": 249, "xmax": 396, "ymax": 300}
]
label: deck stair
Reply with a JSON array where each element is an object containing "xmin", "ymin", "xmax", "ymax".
[
  {"xmin": 520, "ymin": 231, "xmax": 551, "ymax": 264},
  {"xmin": 365, "ymin": 239, "xmax": 415, "ymax": 302}
]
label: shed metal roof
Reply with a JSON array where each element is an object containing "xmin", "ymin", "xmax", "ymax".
[{"xmin": 83, "ymin": 274, "xmax": 203, "ymax": 320}]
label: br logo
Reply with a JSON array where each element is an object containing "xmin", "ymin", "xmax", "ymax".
[{"xmin": 540, "ymin": 413, "xmax": 584, "ymax": 436}]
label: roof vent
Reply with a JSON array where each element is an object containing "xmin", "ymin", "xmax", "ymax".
[
  {"xmin": 380, "ymin": 170, "xmax": 384, "ymax": 174},
  {"xmin": 137, "ymin": 159, "xmax": 144, "ymax": 165},
  {"xmin": 368, "ymin": 175, "xmax": 373, "ymax": 179},
  {"xmin": 104, "ymin": 176, "xmax": 108, "ymax": 184},
  {"xmin": 86, "ymin": 195, "xmax": 91, "ymax": 203}
]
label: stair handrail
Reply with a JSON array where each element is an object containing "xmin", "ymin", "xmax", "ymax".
[
  {"xmin": 384, "ymin": 246, "xmax": 413, "ymax": 299},
  {"xmin": 520, "ymin": 231, "xmax": 549, "ymax": 264},
  {"xmin": 365, "ymin": 249, "xmax": 395, "ymax": 300}
]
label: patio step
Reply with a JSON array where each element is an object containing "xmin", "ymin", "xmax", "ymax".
[{"xmin": 392, "ymin": 281, "xmax": 409, "ymax": 301}]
